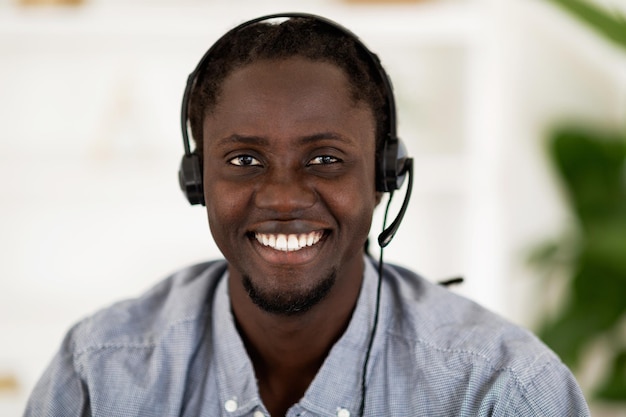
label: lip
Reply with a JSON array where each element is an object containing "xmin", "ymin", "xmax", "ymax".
[{"xmin": 249, "ymin": 220, "xmax": 330, "ymax": 235}]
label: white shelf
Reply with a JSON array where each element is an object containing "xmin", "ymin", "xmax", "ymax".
[{"xmin": 0, "ymin": 2, "xmax": 479, "ymax": 41}]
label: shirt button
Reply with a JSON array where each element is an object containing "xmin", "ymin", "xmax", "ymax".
[
  {"xmin": 253, "ymin": 412, "xmax": 265, "ymax": 417},
  {"xmin": 337, "ymin": 408, "xmax": 350, "ymax": 417},
  {"xmin": 224, "ymin": 399, "xmax": 238, "ymax": 413}
]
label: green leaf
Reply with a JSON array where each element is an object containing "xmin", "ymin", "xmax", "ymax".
[
  {"xmin": 549, "ymin": 127, "xmax": 626, "ymax": 221},
  {"xmin": 546, "ymin": 0, "xmax": 626, "ymax": 50}
]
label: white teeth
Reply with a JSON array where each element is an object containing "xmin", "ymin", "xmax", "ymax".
[
  {"xmin": 287, "ymin": 235, "xmax": 299, "ymax": 250},
  {"xmin": 255, "ymin": 231, "xmax": 323, "ymax": 252},
  {"xmin": 276, "ymin": 234, "xmax": 287, "ymax": 251}
]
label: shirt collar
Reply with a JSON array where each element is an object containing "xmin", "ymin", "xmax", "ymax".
[{"xmin": 211, "ymin": 256, "xmax": 381, "ymax": 417}]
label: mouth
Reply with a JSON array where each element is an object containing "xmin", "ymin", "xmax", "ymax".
[{"xmin": 253, "ymin": 230, "xmax": 325, "ymax": 252}]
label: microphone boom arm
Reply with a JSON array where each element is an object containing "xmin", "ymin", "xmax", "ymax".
[{"xmin": 377, "ymin": 158, "xmax": 414, "ymax": 248}]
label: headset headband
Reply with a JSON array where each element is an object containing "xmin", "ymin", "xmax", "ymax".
[{"xmin": 181, "ymin": 13, "xmax": 396, "ymax": 154}]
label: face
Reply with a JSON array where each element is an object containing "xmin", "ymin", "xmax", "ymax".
[{"xmin": 202, "ymin": 57, "xmax": 378, "ymax": 315}]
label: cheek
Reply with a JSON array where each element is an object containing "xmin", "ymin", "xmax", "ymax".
[
  {"xmin": 204, "ymin": 182, "xmax": 254, "ymax": 261},
  {"xmin": 204, "ymin": 179, "xmax": 249, "ymax": 233},
  {"xmin": 325, "ymin": 171, "xmax": 377, "ymax": 235}
]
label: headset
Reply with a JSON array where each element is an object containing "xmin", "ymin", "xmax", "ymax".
[
  {"xmin": 177, "ymin": 13, "xmax": 415, "ymax": 416},
  {"xmin": 178, "ymin": 13, "xmax": 413, "ymax": 241}
]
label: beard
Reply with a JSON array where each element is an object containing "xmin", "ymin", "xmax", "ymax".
[{"xmin": 242, "ymin": 269, "xmax": 336, "ymax": 316}]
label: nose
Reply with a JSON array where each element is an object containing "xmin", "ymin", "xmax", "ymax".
[{"xmin": 254, "ymin": 169, "xmax": 317, "ymax": 214}]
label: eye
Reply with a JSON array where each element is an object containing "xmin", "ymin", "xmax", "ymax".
[
  {"xmin": 229, "ymin": 155, "xmax": 261, "ymax": 166},
  {"xmin": 308, "ymin": 155, "xmax": 340, "ymax": 165}
]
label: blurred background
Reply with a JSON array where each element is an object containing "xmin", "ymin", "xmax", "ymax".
[{"xmin": 0, "ymin": 0, "xmax": 624, "ymax": 415}]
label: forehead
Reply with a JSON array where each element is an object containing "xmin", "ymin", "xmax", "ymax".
[
  {"xmin": 217, "ymin": 58, "xmax": 354, "ymax": 109},
  {"xmin": 204, "ymin": 57, "xmax": 375, "ymax": 141}
]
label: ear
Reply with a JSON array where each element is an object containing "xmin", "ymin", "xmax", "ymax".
[{"xmin": 375, "ymin": 192, "xmax": 384, "ymax": 206}]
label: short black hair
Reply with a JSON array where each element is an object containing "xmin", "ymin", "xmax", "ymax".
[{"xmin": 188, "ymin": 16, "xmax": 388, "ymax": 160}]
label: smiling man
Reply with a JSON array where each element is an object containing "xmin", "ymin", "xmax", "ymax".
[{"xmin": 25, "ymin": 14, "xmax": 589, "ymax": 417}]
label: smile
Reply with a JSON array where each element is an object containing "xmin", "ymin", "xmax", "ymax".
[{"xmin": 254, "ymin": 231, "xmax": 324, "ymax": 252}]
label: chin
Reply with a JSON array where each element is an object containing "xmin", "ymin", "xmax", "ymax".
[{"xmin": 242, "ymin": 268, "xmax": 337, "ymax": 316}]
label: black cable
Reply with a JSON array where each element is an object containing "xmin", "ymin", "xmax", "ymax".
[
  {"xmin": 358, "ymin": 191, "xmax": 394, "ymax": 416},
  {"xmin": 438, "ymin": 277, "xmax": 464, "ymax": 287}
]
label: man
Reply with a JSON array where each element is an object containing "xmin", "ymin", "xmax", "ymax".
[{"xmin": 25, "ymin": 14, "xmax": 590, "ymax": 417}]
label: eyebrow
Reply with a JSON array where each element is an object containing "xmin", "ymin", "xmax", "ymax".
[
  {"xmin": 216, "ymin": 134, "xmax": 269, "ymax": 147},
  {"xmin": 298, "ymin": 132, "xmax": 351, "ymax": 145},
  {"xmin": 216, "ymin": 132, "xmax": 351, "ymax": 147}
]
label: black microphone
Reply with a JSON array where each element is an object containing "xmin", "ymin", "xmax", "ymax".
[{"xmin": 377, "ymin": 158, "xmax": 414, "ymax": 248}]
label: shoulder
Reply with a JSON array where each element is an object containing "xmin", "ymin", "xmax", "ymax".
[
  {"xmin": 25, "ymin": 261, "xmax": 230, "ymax": 416},
  {"xmin": 382, "ymin": 262, "xmax": 552, "ymax": 367},
  {"xmin": 377, "ymin": 263, "xmax": 589, "ymax": 415},
  {"xmin": 66, "ymin": 260, "xmax": 228, "ymax": 355}
]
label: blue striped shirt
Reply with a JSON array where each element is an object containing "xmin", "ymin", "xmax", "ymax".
[{"xmin": 25, "ymin": 258, "xmax": 590, "ymax": 416}]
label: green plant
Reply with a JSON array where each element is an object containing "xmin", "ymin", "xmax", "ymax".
[
  {"xmin": 532, "ymin": 127, "xmax": 626, "ymax": 400},
  {"xmin": 532, "ymin": 0, "xmax": 626, "ymax": 402}
]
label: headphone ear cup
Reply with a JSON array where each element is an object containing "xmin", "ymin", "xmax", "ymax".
[
  {"xmin": 179, "ymin": 154, "xmax": 205, "ymax": 206},
  {"xmin": 377, "ymin": 137, "xmax": 408, "ymax": 193}
]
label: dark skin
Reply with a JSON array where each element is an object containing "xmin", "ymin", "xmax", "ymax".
[{"xmin": 202, "ymin": 58, "xmax": 379, "ymax": 416}]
